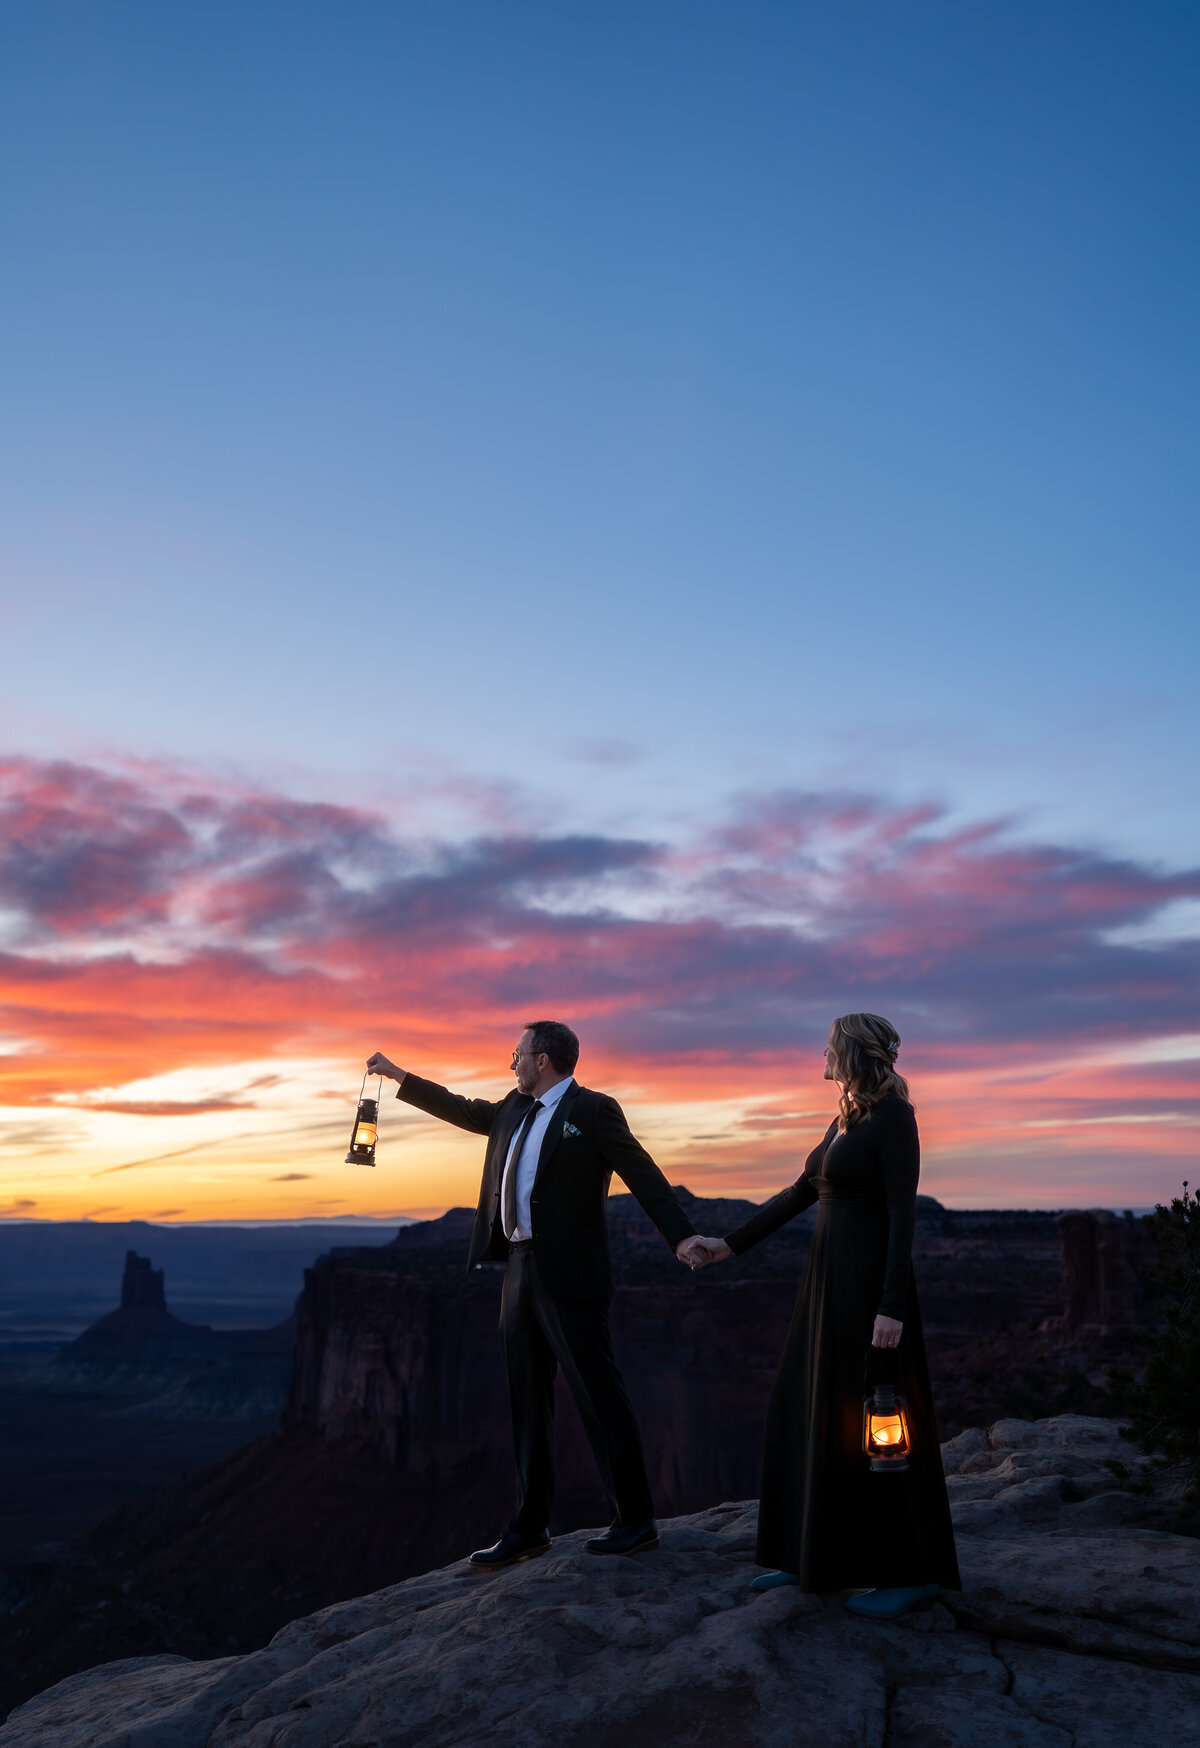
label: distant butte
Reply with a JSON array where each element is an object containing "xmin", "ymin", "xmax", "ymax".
[{"xmin": 52, "ymin": 1249, "xmax": 295, "ymax": 1411}]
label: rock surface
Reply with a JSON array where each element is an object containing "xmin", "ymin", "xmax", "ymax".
[
  {"xmin": 3, "ymin": 1415, "xmax": 1196, "ymax": 1748},
  {"xmin": 941, "ymin": 1414, "xmax": 1200, "ymax": 1673}
]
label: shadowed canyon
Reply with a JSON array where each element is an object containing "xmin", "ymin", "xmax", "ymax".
[{"xmin": 0, "ymin": 1189, "xmax": 1162, "ymax": 1725}]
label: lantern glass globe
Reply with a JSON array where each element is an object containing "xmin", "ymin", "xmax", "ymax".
[
  {"xmin": 868, "ymin": 1412, "xmax": 905, "ymax": 1448},
  {"xmin": 863, "ymin": 1382, "xmax": 911, "ymax": 1470}
]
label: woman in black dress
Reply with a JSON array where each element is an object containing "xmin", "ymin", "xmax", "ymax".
[{"xmin": 693, "ymin": 1013, "xmax": 960, "ymax": 1617}]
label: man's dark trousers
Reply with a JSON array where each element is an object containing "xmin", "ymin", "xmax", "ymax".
[{"xmin": 502, "ymin": 1241, "xmax": 653, "ymax": 1535}]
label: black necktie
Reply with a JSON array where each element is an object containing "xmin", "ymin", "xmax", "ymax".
[{"xmin": 502, "ymin": 1100, "xmax": 543, "ymax": 1240}]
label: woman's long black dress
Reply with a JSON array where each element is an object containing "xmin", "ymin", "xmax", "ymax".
[{"xmin": 726, "ymin": 1095, "xmax": 960, "ymax": 1591}]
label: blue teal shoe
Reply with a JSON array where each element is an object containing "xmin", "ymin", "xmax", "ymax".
[
  {"xmin": 751, "ymin": 1570, "xmax": 802, "ymax": 1591},
  {"xmin": 844, "ymin": 1583, "xmax": 941, "ymax": 1618}
]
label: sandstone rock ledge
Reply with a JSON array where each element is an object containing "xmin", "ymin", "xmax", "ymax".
[{"xmin": 3, "ymin": 1416, "xmax": 1197, "ymax": 1748}]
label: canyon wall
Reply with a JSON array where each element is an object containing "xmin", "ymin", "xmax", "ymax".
[
  {"xmin": 0, "ymin": 1194, "xmax": 1150, "ymax": 1719},
  {"xmin": 281, "ymin": 1190, "xmax": 1097, "ymax": 1528}
]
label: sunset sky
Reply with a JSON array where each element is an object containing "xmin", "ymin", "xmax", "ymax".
[{"xmin": 1, "ymin": 4, "xmax": 1198, "ymax": 1220}]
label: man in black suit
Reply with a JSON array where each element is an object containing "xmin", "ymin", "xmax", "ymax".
[{"xmin": 367, "ymin": 1020, "xmax": 707, "ymax": 1566}]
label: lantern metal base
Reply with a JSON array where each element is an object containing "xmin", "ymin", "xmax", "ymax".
[
  {"xmin": 345, "ymin": 1151, "xmax": 377, "ymax": 1167},
  {"xmin": 868, "ymin": 1455, "xmax": 909, "ymax": 1472}
]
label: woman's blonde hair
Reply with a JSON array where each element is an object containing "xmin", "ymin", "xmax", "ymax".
[{"xmin": 828, "ymin": 1013, "xmax": 911, "ymax": 1131}]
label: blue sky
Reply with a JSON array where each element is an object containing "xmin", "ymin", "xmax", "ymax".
[
  {"xmin": 0, "ymin": 4, "xmax": 1198, "ymax": 1216},
  {"xmin": 2, "ymin": 2, "xmax": 1197, "ymax": 856}
]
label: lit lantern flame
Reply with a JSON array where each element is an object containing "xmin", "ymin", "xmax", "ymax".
[
  {"xmin": 354, "ymin": 1121, "xmax": 378, "ymax": 1149},
  {"xmin": 863, "ymin": 1383, "xmax": 910, "ymax": 1471},
  {"xmin": 868, "ymin": 1413, "xmax": 905, "ymax": 1447}
]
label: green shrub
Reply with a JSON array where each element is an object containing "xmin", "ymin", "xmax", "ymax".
[{"xmin": 1109, "ymin": 1182, "xmax": 1200, "ymax": 1488}]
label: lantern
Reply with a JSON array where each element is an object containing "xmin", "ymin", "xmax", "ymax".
[
  {"xmin": 863, "ymin": 1352, "xmax": 911, "ymax": 1472},
  {"xmin": 345, "ymin": 1072, "xmax": 383, "ymax": 1167}
]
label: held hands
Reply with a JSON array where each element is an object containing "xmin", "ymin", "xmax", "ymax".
[
  {"xmin": 871, "ymin": 1314, "xmax": 903, "ymax": 1348},
  {"xmin": 675, "ymin": 1235, "xmax": 733, "ymax": 1272}
]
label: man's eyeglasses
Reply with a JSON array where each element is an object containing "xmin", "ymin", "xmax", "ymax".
[{"xmin": 511, "ymin": 1048, "xmax": 545, "ymax": 1068}]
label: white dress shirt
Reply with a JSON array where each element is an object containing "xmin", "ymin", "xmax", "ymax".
[{"xmin": 501, "ymin": 1074, "xmax": 573, "ymax": 1241}]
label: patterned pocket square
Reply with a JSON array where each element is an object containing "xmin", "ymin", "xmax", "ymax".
[{"xmin": 562, "ymin": 1121, "xmax": 582, "ymax": 1137}]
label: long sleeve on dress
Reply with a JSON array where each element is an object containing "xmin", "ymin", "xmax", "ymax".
[
  {"xmin": 723, "ymin": 1125, "xmax": 834, "ymax": 1254},
  {"xmin": 876, "ymin": 1098, "xmax": 920, "ymax": 1320}
]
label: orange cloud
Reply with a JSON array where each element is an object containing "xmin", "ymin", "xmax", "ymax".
[{"xmin": 1, "ymin": 757, "xmax": 1197, "ymax": 1216}]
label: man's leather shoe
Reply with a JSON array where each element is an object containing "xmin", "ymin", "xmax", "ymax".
[
  {"xmin": 468, "ymin": 1530, "xmax": 551, "ymax": 1570},
  {"xmin": 584, "ymin": 1519, "xmax": 659, "ymax": 1556}
]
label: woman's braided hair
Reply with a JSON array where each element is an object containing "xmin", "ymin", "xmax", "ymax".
[{"xmin": 829, "ymin": 1012, "xmax": 911, "ymax": 1132}]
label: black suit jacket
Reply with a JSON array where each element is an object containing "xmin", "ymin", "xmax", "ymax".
[{"xmin": 397, "ymin": 1074, "xmax": 696, "ymax": 1303}]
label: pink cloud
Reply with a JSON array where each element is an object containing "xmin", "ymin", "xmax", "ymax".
[{"xmin": 1, "ymin": 757, "xmax": 1197, "ymax": 1189}]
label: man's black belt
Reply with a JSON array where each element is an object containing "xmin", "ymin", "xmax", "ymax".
[{"xmin": 508, "ymin": 1238, "xmax": 535, "ymax": 1254}]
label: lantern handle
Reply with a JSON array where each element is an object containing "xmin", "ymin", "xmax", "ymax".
[
  {"xmin": 357, "ymin": 1070, "xmax": 384, "ymax": 1105},
  {"xmin": 863, "ymin": 1343, "xmax": 903, "ymax": 1392}
]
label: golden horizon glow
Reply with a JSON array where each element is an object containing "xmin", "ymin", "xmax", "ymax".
[{"xmin": 4, "ymin": 1029, "xmax": 1198, "ymax": 1222}]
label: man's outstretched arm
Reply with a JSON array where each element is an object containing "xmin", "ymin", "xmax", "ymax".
[
  {"xmin": 366, "ymin": 1052, "xmax": 502, "ymax": 1136},
  {"xmin": 594, "ymin": 1095, "xmax": 698, "ymax": 1256}
]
